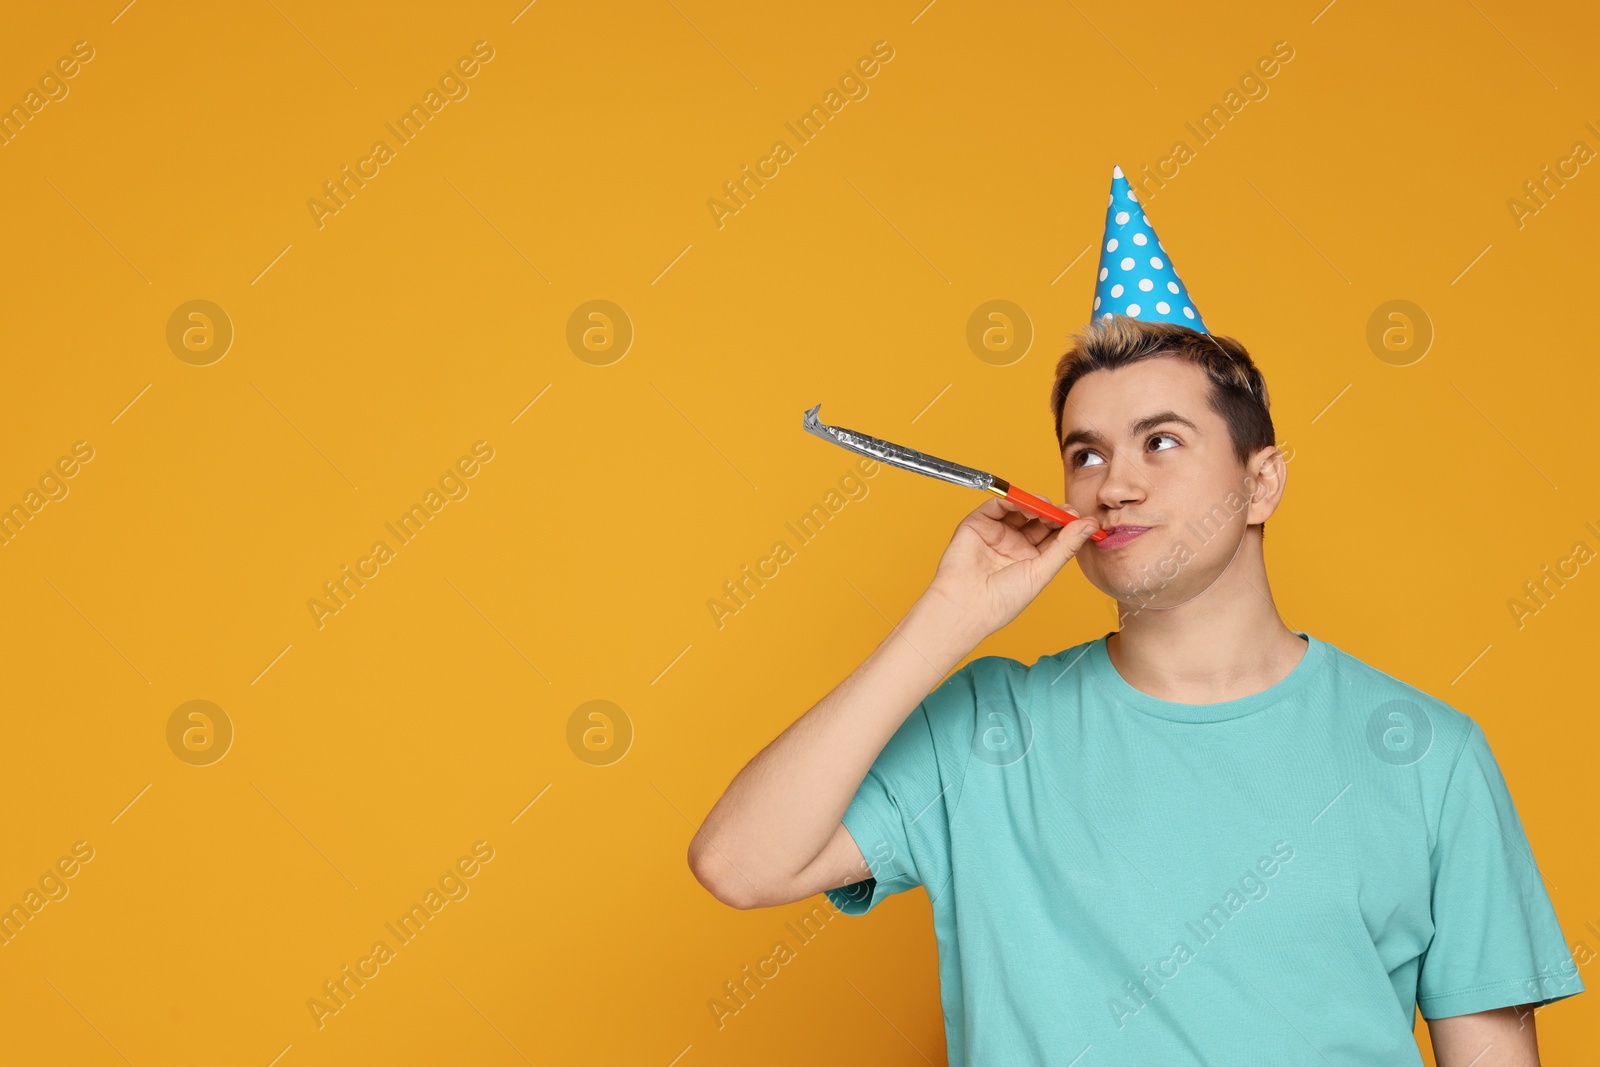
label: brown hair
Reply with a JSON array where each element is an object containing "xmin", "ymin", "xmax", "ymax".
[{"xmin": 1049, "ymin": 314, "xmax": 1278, "ymax": 531}]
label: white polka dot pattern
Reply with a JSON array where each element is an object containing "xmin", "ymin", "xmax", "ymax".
[{"xmin": 1090, "ymin": 166, "xmax": 1206, "ymax": 331}]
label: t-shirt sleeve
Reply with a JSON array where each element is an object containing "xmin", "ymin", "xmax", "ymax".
[
  {"xmin": 1415, "ymin": 721, "xmax": 1585, "ymax": 1019},
  {"xmin": 824, "ymin": 655, "xmax": 1025, "ymax": 916}
]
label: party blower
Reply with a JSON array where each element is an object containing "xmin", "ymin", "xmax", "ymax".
[{"xmin": 802, "ymin": 404, "xmax": 1109, "ymax": 543}]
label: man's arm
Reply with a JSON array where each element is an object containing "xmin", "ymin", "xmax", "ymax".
[
  {"xmin": 687, "ymin": 592, "xmax": 980, "ymax": 910},
  {"xmin": 686, "ymin": 498, "xmax": 1101, "ymax": 910},
  {"xmin": 1427, "ymin": 1004, "xmax": 1540, "ymax": 1067}
]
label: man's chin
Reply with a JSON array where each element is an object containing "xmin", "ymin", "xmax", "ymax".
[{"xmin": 1082, "ymin": 533, "xmax": 1196, "ymax": 601}]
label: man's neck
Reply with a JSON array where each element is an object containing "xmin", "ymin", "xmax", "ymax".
[{"xmin": 1103, "ymin": 536, "xmax": 1306, "ymax": 705}]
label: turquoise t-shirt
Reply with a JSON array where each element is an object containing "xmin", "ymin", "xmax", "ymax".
[{"xmin": 825, "ymin": 631, "xmax": 1584, "ymax": 1065}]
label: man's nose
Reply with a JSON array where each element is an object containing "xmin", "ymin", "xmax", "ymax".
[{"xmin": 1096, "ymin": 451, "xmax": 1148, "ymax": 509}]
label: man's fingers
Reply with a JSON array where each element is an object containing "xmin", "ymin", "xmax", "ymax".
[
  {"xmin": 1030, "ymin": 504, "xmax": 1083, "ymax": 535},
  {"xmin": 1000, "ymin": 501, "xmax": 1034, "ymax": 529},
  {"xmin": 1020, "ymin": 515, "xmax": 1063, "ymax": 546},
  {"xmin": 977, "ymin": 495, "xmax": 1088, "ymax": 541},
  {"xmin": 976, "ymin": 496, "xmax": 1017, "ymax": 522},
  {"xmin": 978, "ymin": 496, "xmax": 1037, "ymax": 532},
  {"xmin": 1041, "ymin": 516, "xmax": 1101, "ymax": 565},
  {"xmin": 1019, "ymin": 520, "xmax": 1048, "ymax": 547}
]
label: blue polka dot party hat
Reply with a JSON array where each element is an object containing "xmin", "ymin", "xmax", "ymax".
[{"xmin": 1092, "ymin": 165, "xmax": 1207, "ymax": 332}]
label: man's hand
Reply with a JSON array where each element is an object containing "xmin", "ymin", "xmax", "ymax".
[
  {"xmin": 923, "ymin": 495, "xmax": 1100, "ymax": 644},
  {"xmin": 1427, "ymin": 1004, "xmax": 1540, "ymax": 1067}
]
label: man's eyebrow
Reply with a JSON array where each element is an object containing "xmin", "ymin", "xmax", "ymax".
[{"xmin": 1060, "ymin": 411, "xmax": 1200, "ymax": 452}]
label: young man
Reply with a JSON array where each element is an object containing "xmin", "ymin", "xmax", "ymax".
[{"xmin": 688, "ymin": 168, "xmax": 1584, "ymax": 1064}]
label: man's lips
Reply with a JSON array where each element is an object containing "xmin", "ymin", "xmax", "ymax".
[{"xmin": 1092, "ymin": 525, "xmax": 1152, "ymax": 551}]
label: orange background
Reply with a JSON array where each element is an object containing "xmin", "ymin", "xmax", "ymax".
[{"xmin": 1, "ymin": 1, "xmax": 1596, "ymax": 1063}]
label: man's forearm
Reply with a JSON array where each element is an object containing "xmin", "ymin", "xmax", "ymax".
[{"xmin": 690, "ymin": 592, "xmax": 980, "ymax": 904}]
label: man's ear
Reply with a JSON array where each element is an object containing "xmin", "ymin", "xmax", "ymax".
[{"xmin": 1243, "ymin": 445, "xmax": 1288, "ymax": 526}]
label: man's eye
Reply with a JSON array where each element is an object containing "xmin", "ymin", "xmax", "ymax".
[{"xmin": 1072, "ymin": 433, "xmax": 1179, "ymax": 468}]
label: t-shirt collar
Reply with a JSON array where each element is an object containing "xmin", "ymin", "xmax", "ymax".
[{"xmin": 1086, "ymin": 630, "xmax": 1328, "ymax": 723}]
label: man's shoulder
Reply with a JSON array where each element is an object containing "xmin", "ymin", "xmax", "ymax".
[
  {"xmin": 956, "ymin": 637, "xmax": 1106, "ymax": 698},
  {"xmin": 932, "ymin": 652, "xmax": 1036, "ymax": 703},
  {"xmin": 1310, "ymin": 634, "xmax": 1480, "ymax": 766},
  {"xmin": 1022, "ymin": 635, "xmax": 1106, "ymax": 682},
  {"xmin": 917, "ymin": 647, "xmax": 1085, "ymax": 733},
  {"xmin": 918, "ymin": 639, "xmax": 1107, "ymax": 731}
]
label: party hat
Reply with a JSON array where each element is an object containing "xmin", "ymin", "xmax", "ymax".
[{"xmin": 1091, "ymin": 165, "xmax": 1207, "ymax": 332}]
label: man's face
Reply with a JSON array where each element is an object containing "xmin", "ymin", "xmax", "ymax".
[{"xmin": 1059, "ymin": 355, "xmax": 1268, "ymax": 608}]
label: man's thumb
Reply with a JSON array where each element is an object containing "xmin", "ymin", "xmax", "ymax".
[{"xmin": 1041, "ymin": 518, "xmax": 1100, "ymax": 572}]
